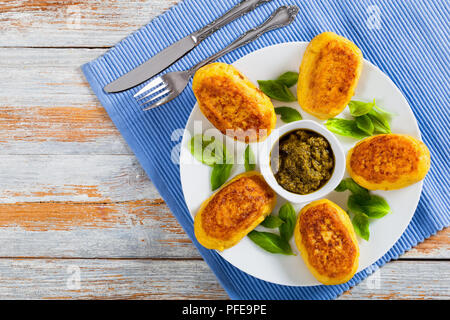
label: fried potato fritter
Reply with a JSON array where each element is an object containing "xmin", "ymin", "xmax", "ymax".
[
  {"xmin": 192, "ymin": 62, "xmax": 276, "ymax": 143},
  {"xmin": 294, "ymin": 199, "xmax": 359, "ymax": 285},
  {"xmin": 298, "ymin": 32, "xmax": 363, "ymax": 119},
  {"xmin": 347, "ymin": 134, "xmax": 431, "ymax": 190},
  {"xmin": 194, "ymin": 171, "xmax": 277, "ymax": 251}
]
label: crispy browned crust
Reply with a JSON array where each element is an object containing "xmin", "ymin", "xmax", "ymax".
[
  {"xmin": 298, "ymin": 203, "xmax": 357, "ymax": 279},
  {"xmin": 202, "ymin": 175, "xmax": 273, "ymax": 240},
  {"xmin": 194, "ymin": 172, "xmax": 277, "ymax": 251},
  {"xmin": 347, "ymin": 134, "xmax": 431, "ymax": 190},
  {"xmin": 298, "ymin": 32, "xmax": 363, "ymax": 119},
  {"xmin": 193, "ymin": 63, "xmax": 276, "ymax": 143}
]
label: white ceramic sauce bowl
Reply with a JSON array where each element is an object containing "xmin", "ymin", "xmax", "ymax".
[{"xmin": 259, "ymin": 120, "xmax": 345, "ymax": 204}]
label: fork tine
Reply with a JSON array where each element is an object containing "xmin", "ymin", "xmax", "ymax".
[
  {"xmin": 139, "ymin": 89, "xmax": 170, "ymax": 106},
  {"xmin": 142, "ymin": 92, "xmax": 175, "ymax": 111},
  {"xmin": 134, "ymin": 77, "xmax": 164, "ymax": 98},
  {"xmin": 136, "ymin": 83, "xmax": 167, "ymax": 101}
]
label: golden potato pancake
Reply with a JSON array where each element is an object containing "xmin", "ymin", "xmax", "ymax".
[
  {"xmin": 294, "ymin": 199, "xmax": 359, "ymax": 285},
  {"xmin": 192, "ymin": 62, "xmax": 276, "ymax": 143},
  {"xmin": 347, "ymin": 134, "xmax": 431, "ymax": 190},
  {"xmin": 297, "ymin": 32, "xmax": 363, "ymax": 119},
  {"xmin": 194, "ymin": 171, "xmax": 277, "ymax": 251}
]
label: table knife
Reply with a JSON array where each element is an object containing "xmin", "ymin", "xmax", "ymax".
[{"xmin": 104, "ymin": 0, "xmax": 273, "ymax": 93}]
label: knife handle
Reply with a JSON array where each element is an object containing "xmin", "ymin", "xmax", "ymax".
[
  {"xmin": 192, "ymin": 0, "xmax": 273, "ymax": 43},
  {"xmin": 189, "ymin": 5, "xmax": 299, "ymax": 75}
]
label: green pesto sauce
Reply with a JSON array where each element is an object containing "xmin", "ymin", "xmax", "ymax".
[{"xmin": 273, "ymin": 129, "xmax": 334, "ymax": 195}]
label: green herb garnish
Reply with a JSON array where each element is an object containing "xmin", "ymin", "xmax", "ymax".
[
  {"xmin": 335, "ymin": 178, "xmax": 369, "ymax": 197},
  {"xmin": 348, "ymin": 194, "xmax": 391, "ymax": 219},
  {"xmin": 189, "ymin": 134, "xmax": 233, "ymax": 191},
  {"xmin": 257, "ymin": 80, "xmax": 297, "ymax": 102},
  {"xmin": 260, "ymin": 215, "xmax": 285, "ymax": 229},
  {"xmin": 355, "ymin": 114, "xmax": 375, "ymax": 135},
  {"xmin": 336, "ymin": 178, "xmax": 391, "ymax": 240},
  {"xmin": 348, "ymin": 99, "xmax": 375, "ymax": 117},
  {"xmin": 368, "ymin": 108, "xmax": 391, "ymax": 134},
  {"xmin": 326, "ymin": 99, "xmax": 393, "ymax": 139},
  {"xmin": 276, "ymin": 71, "xmax": 299, "ymax": 88},
  {"xmin": 210, "ymin": 163, "xmax": 233, "ymax": 191},
  {"xmin": 257, "ymin": 71, "xmax": 298, "ymax": 102},
  {"xmin": 189, "ymin": 134, "xmax": 230, "ymax": 166},
  {"xmin": 374, "ymin": 104, "xmax": 396, "ymax": 118},
  {"xmin": 252, "ymin": 202, "xmax": 297, "ymax": 255},
  {"xmin": 325, "ymin": 118, "xmax": 369, "ymax": 139},
  {"xmin": 244, "ymin": 145, "xmax": 255, "ymax": 172},
  {"xmin": 352, "ymin": 212, "xmax": 370, "ymax": 241},
  {"xmin": 275, "ymin": 106, "xmax": 302, "ymax": 123},
  {"xmin": 247, "ymin": 230, "xmax": 294, "ymax": 255},
  {"xmin": 278, "ymin": 202, "xmax": 297, "ymax": 241}
]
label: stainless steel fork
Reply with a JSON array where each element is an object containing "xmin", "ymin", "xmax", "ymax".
[{"xmin": 134, "ymin": 5, "xmax": 299, "ymax": 111}]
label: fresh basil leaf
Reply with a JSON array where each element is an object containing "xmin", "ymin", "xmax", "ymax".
[
  {"xmin": 325, "ymin": 118, "xmax": 370, "ymax": 139},
  {"xmin": 368, "ymin": 109, "xmax": 391, "ymax": 134},
  {"xmin": 335, "ymin": 180, "xmax": 349, "ymax": 192},
  {"xmin": 335, "ymin": 178, "xmax": 369, "ymax": 197},
  {"xmin": 352, "ymin": 212, "xmax": 370, "ymax": 241},
  {"xmin": 247, "ymin": 230, "xmax": 294, "ymax": 255},
  {"xmin": 347, "ymin": 194, "xmax": 368, "ymax": 216},
  {"xmin": 190, "ymin": 134, "xmax": 216, "ymax": 166},
  {"xmin": 260, "ymin": 215, "xmax": 285, "ymax": 229},
  {"xmin": 276, "ymin": 71, "xmax": 299, "ymax": 88},
  {"xmin": 374, "ymin": 103, "xmax": 396, "ymax": 118},
  {"xmin": 210, "ymin": 163, "xmax": 233, "ymax": 191},
  {"xmin": 275, "ymin": 106, "xmax": 302, "ymax": 123},
  {"xmin": 348, "ymin": 99, "xmax": 375, "ymax": 117},
  {"xmin": 244, "ymin": 145, "xmax": 256, "ymax": 172},
  {"xmin": 257, "ymin": 80, "xmax": 297, "ymax": 102},
  {"xmin": 346, "ymin": 179, "xmax": 369, "ymax": 197},
  {"xmin": 355, "ymin": 114, "xmax": 375, "ymax": 135},
  {"xmin": 348, "ymin": 194, "xmax": 391, "ymax": 219},
  {"xmin": 189, "ymin": 134, "xmax": 231, "ymax": 166},
  {"xmin": 364, "ymin": 195, "xmax": 391, "ymax": 219},
  {"xmin": 278, "ymin": 202, "xmax": 297, "ymax": 241}
]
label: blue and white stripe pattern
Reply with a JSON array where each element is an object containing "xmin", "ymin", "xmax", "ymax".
[{"xmin": 82, "ymin": 0, "xmax": 449, "ymax": 299}]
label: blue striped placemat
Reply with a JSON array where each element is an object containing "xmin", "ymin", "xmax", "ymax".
[{"xmin": 82, "ymin": 0, "xmax": 449, "ymax": 299}]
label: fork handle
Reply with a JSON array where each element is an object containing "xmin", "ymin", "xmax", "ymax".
[
  {"xmin": 192, "ymin": 0, "xmax": 273, "ymax": 44},
  {"xmin": 188, "ymin": 5, "xmax": 299, "ymax": 75}
]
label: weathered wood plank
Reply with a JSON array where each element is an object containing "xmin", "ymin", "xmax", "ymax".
[
  {"xmin": 0, "ymin": 0, "xmax": 177, "ymax": 48},
  {"xmin": 402, "ymin": 228, "xmax": 450, "ymax": 259},
  {"xmin": 339, "ymin": 260, "xmax": 450, "ymax": 300},
  {"xmin": 0, "ymin": 154, "xmax": 198, "ymax": 258},
  {"xmin": 0, "ymin": 155, "xmax": 155, "ymax": 203},
  {"xmin": 0, "ymin": 258, "xmax": 227, "ymax": 300},
  {"xmin": 0, "ymin": 258, "xmax": 447, "ymax": 299},
  {"xmin": 0, "ymin": 48, "xmax": 131, "ymax": 155},
  {"xmin": 0, "ymin": 200, "xmax": 199, "ymax": 258}
]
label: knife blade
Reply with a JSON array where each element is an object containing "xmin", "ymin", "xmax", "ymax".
[
  {"xmin": 103, "ymin": 0, "xmax": 273, "ymax": 93},
  {"xmin": 104, "ymin": 35, "xmax": 196, "ymax": 93}
]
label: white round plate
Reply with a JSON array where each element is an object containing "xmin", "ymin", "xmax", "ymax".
[{"xmin": 179, "ymin": 42, "xmax": 422, "ymax": 286}]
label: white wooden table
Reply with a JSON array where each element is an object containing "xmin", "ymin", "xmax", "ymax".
[{"xmin": 0, "ymin": 0, "xmax": 448, "ymax": 299}]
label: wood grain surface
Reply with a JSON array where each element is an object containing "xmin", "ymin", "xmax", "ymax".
[{"xmin": 0, "ymin": 0, "xmax": 448, "ymax": 300}]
